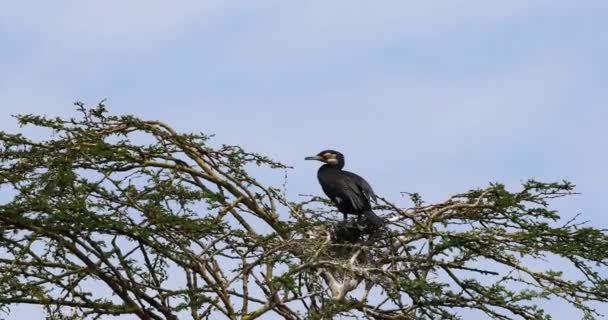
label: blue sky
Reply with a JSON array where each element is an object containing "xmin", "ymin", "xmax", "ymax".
[{"xmin": 1, "ymin": 1, "xmax": 607, "ymax": 319}]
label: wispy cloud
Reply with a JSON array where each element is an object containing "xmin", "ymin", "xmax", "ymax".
[
  {"xmin": 208, "ymin": 0, "xmax": 554, "ymax": 71},
  {"xmin": 0, "ymin": 1, "xmax": 245, "ymax": 53}
]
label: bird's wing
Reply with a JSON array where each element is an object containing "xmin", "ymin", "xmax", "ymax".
[{"xmin": 342, "ymin": 171, "xmax": 376, "ymax": 210}]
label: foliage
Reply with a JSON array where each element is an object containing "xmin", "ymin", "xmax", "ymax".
[{"xmin": 0, "ymin": 105, "xmax": 607, "ymax": 320}]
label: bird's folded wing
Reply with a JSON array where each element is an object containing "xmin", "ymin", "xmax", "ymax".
[{"xmin": 341, "ymin": 172, "xmax": 375, "ymax": 211}]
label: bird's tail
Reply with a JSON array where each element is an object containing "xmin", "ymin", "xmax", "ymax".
[{"xmin": 360, "ymin": 210, "xmax": 385, "ymax": 233}]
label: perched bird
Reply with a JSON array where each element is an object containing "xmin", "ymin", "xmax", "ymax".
[{"xmin": 305, "ymin": 150, "xmax": 384, "ymax": 232}]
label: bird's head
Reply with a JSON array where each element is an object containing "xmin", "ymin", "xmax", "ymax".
[{"xmin": 305, "ymin": 150, "xmax": 345, "ymax": 168}]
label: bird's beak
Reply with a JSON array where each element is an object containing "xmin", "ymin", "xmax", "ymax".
[{"xmin": 305, "ymin": 155, "xmax": 324, "ymax": 161}]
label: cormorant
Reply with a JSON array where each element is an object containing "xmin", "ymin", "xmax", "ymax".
[{"xmin": 305, "ymin": 150, "xmax": 384, "ymax": 232}]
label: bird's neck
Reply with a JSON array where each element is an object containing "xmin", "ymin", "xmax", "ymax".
[{"xmin": 320, "ymin": 163, "xmax": 344, "ymax": 171}]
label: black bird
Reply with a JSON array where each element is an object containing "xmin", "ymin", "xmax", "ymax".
[{"xmin": 305, "ymin": 150, "xmax": 384, "ymax": 231}]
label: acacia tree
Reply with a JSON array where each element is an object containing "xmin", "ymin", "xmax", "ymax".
[{"xmin": 0, "ymin": 105, "xmax": 607, "ymax": 320}]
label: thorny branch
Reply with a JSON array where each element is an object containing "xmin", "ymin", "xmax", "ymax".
[{"xmin": 0, "ymin": 105, "xmax": 607, "ymax": 320}]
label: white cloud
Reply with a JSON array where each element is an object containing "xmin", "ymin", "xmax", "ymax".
[
  {"xmin": 1, "ymin": 1, "xmax": 554, "ymax": 57},
  {"xmin": 0, "ymin": 1, "xmax": 236, "ymax": 52},
  {"xmin": 212, "ymin": 0, "xmax": 554, "ymax": 71}
]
